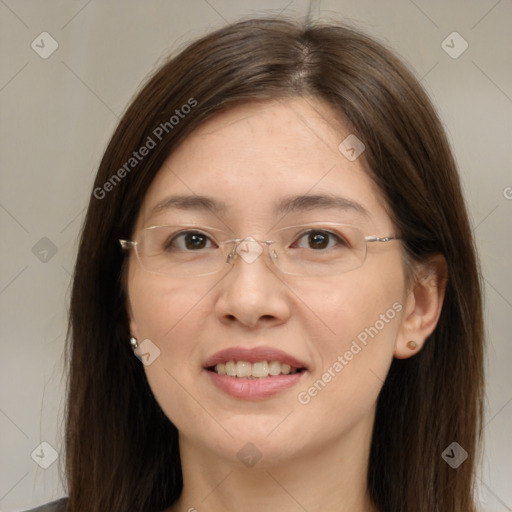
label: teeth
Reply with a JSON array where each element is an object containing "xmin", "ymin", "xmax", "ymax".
[
  {"xmin": 225, "ymin": 361, "xmax": 237, "ymax": 377},
  {"xmin": 269, "ymin": 360, "xmax": 281, "ymax": 376},
  {"xmin": 236, "ymin": 361, "xmax": 252, "ymax": 378},
  {"xmin": 281, "ymin": 363, "xmax": 291, "ymax": 375},
  {"xmin": 252, "ymin": 361, "xmax": 269, "ymax": 378},
  {"xmin": 213, "ymin": 360, "xmax": 301, "ymax": 378}
]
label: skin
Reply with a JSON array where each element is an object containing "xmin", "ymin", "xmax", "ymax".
[{"xmin": 127, "ymin": 97, "xmax": 446, "ymax": 512}]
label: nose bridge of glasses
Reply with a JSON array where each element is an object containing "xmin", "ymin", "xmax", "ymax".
[{"xmin": 224, "ymin": 236, "xmax": 275, "ymax": 267}]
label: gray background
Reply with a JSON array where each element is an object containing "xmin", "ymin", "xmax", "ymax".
[{"xmin": 0, "ymin": 1, "xmax": 510, "ymax": 510}]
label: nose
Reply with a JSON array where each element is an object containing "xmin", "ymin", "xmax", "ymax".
[{"xmin": 215, "ymin": 238, "xmax": 291, "ymax": 329}]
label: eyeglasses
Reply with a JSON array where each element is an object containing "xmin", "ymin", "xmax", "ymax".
[{"xmin": 119, "ymin": 222, "xmax": 400, "ymax": 278}]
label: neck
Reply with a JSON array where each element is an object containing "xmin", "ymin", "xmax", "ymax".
[{"xmin": 168, "ymin": 409, "xmax": 379, "ymax": 512}]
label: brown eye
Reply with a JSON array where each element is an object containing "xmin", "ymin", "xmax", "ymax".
[
  {"xmin": 167, "ymin": 231, "xmax": 215, "ymax": 251},
  {"xmin": 184, "ymin": 233, "xmax": 208, "ymax": 250},
  {"xmin": 307, "ymin": 231, "xmax": 329, "ymax": 249},
  {"xmin": 293, "ymin": 230, "xmax": 347, "ymax": 250}
]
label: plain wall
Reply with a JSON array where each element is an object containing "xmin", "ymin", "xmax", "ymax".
[{"xmin": 0, "ymin": 1, "xmax": 510, "ymax": 510}]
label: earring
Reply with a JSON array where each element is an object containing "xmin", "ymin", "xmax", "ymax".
[
  {"xmin": 407, "ymin": 340, "xmax": 418, "ymax": 350},
  {"xmin": 130, "ymin": 337, "xmax": 139, "ymax": 350}
]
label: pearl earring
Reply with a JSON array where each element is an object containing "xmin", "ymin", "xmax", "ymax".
[{"xmin": 407, "ymin": 340, "xmax": 418, "ymax": 350}]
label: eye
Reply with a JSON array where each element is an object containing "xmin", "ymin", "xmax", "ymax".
[
  {"xmin": 165, "ymin": 231, "xmax": 217, "ymax": 251},
  {"xmin": 292, "ymin": 229, "xmax": 349, "ymax": 250}
]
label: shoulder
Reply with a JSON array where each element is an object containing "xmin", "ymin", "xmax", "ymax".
[{"xmin": 19, "ymin": 498, "xmax": 68, "ymax": 512}]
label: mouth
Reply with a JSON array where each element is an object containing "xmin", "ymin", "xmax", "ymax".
[
  {"xmin": 203, "ymin": 346, "xmax": 308, "ymax": 400},
  {"xmin": 207, "ymin": 360, "xmax": 306, "ymax": 378}
]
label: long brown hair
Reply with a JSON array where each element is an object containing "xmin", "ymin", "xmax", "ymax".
[{"xmin": 66, "ymin": 17, "xmax": 484, "ymax": 511}]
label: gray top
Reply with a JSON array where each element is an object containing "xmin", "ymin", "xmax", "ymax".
[{"xmin": 20, "ymin": 498, "xmax": 67, "ymax": 512}]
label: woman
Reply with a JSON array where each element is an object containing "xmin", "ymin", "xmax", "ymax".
[{"xmin": 26, "ymin": 17, "xmax": 484, "ymax": 512}]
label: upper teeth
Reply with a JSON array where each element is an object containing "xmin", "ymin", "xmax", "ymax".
[{"xmin": 214, "ymin": 360, "xmax": 299, "ymax": 378}]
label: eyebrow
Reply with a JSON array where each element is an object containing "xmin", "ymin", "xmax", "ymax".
[
  {"xmin": 150, "ymin": 195, "xmax": 227, "ymax": 216},
  {"xmin": 275, "ymin": 194, "xmax": 370, "ymax": 218},
  {"xmin": 149, "ymin": 193, "xmax": 370, "ymax": 218}
]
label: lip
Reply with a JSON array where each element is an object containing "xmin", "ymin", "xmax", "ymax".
[
  {"xmin": 203, "ymin": 346, "xmax": 308, "ymax": 369},
  {"xmin": 203, "ymin": 346, "xmax": 309, "ymax": 401},
  {"xmin": 207, "ymin": 371, "xmax": 306, "ymax": 400}
]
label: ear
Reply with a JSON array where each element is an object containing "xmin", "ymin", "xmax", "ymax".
[{"xmin": 394, "ymin": 255, "xmax": 448, "ymax": 359}]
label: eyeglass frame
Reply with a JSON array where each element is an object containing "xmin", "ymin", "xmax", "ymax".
[{"xmin": 119, "ymin": 222, "xmax": 401, "ymax": 278}]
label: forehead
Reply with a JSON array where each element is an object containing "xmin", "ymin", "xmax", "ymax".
[
  {"xmin": 174, "ymin": 97, "xmax": 353, "ymax": 173},
  {"xmin": 137, "ymin": 98, "xmax": 391, "ymax": 230}
]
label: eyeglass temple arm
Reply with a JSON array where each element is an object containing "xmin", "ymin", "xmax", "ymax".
[
  {"xmin": 365, "ymin": 235, "xmax": 401, "ymax": 243},
  {"xmin": 119, "ymin": 239, "xmax": 136, "ymax": 250}
]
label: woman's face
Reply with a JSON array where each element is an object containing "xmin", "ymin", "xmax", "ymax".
[{"xmin": 127, "ymin": 98, "xmax": 410, "ymax": 466}]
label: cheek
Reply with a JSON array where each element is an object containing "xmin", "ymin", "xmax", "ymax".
[
  {"xmin": 127, "ymin": 268, "xmax": 214, "ymax": 426},
  {"xmin": 294, "ymin": 256, "xmax": 405, "ymax": 418},
  {"xmin": 128, "ymin": 265, "xmax": 206, "ymax": 337},
  {"xmin": 300, "ymin": 253, "xmax": 405, "ymax": 352},
  {"xmin": 127, "ymin": 266, "xmax": 215, "ymax": 381}
]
